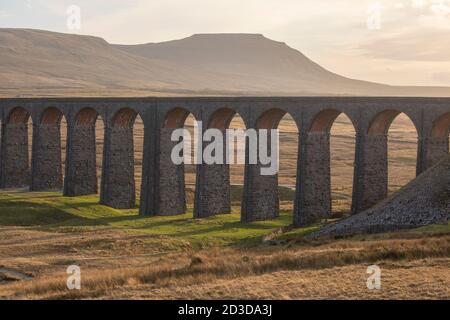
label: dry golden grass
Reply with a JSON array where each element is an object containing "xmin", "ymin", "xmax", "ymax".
[
  {"xmin": 122, "ymin": 259, "xmax": 449, "ymax": 300},
  {"xmin": 1, "ymin": 225, "xmax": 449, "ymax": 300}
]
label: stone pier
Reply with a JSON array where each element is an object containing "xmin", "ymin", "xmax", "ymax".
[
  {"xmin": 100, "ymin": 125, "xmax": 136, "ymax": 209},
  {"xmin": 0, "ymin": 97, "xmax": 447, "ymax": 227},
  {"xmin": 158, "ymin": 128, "xmax": 187, "ymax": 215},
  {"xmin": 294, "ymin": 132, "xmax": 331, "ymax": 226},
  {"xmin": 351, "ymin": 133, "xmax": 388, "ymax": 214},
  {"xmin": 31, "ymin": 123, "xmax": 63, "ymax": 191},
  {"xmin": 0, "ymin": 108, "xmax": 30, "ymax": 188},
  {"xmin": 64, "ymin": 110, "xmax": 99, "ymax": 196}
]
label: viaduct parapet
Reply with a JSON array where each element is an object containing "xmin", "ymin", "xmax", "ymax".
[{"xmin": 0, "ymin": 97, "xmax": 449, "ymax": 226}]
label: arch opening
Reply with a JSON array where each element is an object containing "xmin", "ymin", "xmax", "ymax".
[
  {"xmin": 40, "ymin": 107, "xmax": 64, "ymax": 126},
  {"xmin": 7, "ymin": 107, "xmax": 30, "ymax": 125},
  {"xmin": 76, "ymin": 108, "xmax": 99, "ymax": 126},
  {"xmin": 208, "ymin": 108, "xmax": 247, "ymax": 214},
  {"xmin": 2, "ymin": 107, "xmax": 32, "ymax": 188},
  {"xmin": 369, "ymin": 111, "xmax": 418, "ymax": 195},
  {"xmin": 133, "ymin": 114, "xmax": 144, "ymax": 203},
  {"xmin": 208, "ymin": 108, "xmax": 238, "ymax": 130},
  {"xmin": 253, "ymin": 108, "xmax": 299, "ymax": 217},
  {"xmin": 164, "ymin": 107, "xmax": 192, "ymax": 129},
  {"xmin": 310, "ymin": 109, "xmax": 343, "ymax": 133},
  {"xmin": 104, "ymin": 108, "xmax": 143, "ymax": 207},
  {"xmin": 66, "ymin": 108, "xmax": 104, "ymax": 195},
  {"xmin": 329, "ymin": 113, "xmax": 356, "ymax": 216},
  {"xmin": 277, "ymin": 112, "xmax": 299, "ymax": 213},
  {"xmin": 368, "ymin": 110, "xmax": 401, "ymax": 135},
  {"xmin": 160, "ymin": 107, "xmax": 197, "ymax": 214},
  {"xmin": 256, "ymin": 108, "xmax": 287, "ymax": 129},
  {"xmin": 30, "ymin": 107, "xmax": 68, "ymax": 191},
  {"xmin": 293, "ymin": 108, "xmax": 358, "ymax": 224},
  {"xmin": 182, "ymin": 113, "xmax": 197, "ymax": 210},
  {"xmin": 112, "ymin": 108, "xmax": 139, "ymax": 129}
]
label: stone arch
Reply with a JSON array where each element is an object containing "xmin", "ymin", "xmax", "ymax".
[
  {"xmin": 101, "ymin": 107, "xmax": 143, "ymax": 209},
  {"xmin": 352, "ymin": 110, "xmax": 418, "ymax": 214},
  {"xmin": 243, "ymin": 107, "xmax": 299, "ymax": 222},
  {"xmin": 31, "ymin": 107, "xmax": 68, "ymax": 191},
  {"xmin": 75, "ymin": 107, "xmax": 100, "ymax": 126},
  {"xmin": 164, "ymin": 107, "xmax": 195, "ymax": 129},
  {"xmin": 360, "ymin": 109, "xmax": 418, "ymax": 207},
  {"xmin": 64, "ymin": 107, "xmax": 104, "ymax": 196},
  {"xmin": 425, "ymin": 112, "xmax": 450, "ymax": 169},
  {"xmin": 1, "ymin": 107, "xmax": 32, "ymax": 188},
  {"xmin": 195, "ymin": 107, "xmax": 248, "ymax": 218},
  {"xmin": 431, "ymin": 112, "xmax": 450, "ymax": 138},
  {"xmin": 155, "ymin": 107, "xmax": 197, "ymax": 216},
  {"xmin": 112, "ymin": 107, "xmax": 139, "ymax": 128},
  {"xmin": 309, "ymin": 109, "xmax": 356, "ymax": 133},
  {"xmin": 295, "ymin": 109, "xmax": 357, "ymax": 225},
  {"xmin": 7, "ymin": 107, "xmax": 30, "ymax": 124},
  {"xmin": 256, "ymin": 108, "xmax": 290, "ymax": 130},
  {"xmin": 40, "ymin": 107, "xmax": 65, "ymax": 126},
  {"xmin": 368, "ymin": 110, "xmax": 418, "ymax": 135},
  {"xmin": 208, "ymin": 107, "xmax": 240, "ymax": 130}
]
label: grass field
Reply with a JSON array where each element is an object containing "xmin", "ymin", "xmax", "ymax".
[
  {"xmin": 0, "ymin": 190, "xmax": 320, "ymax": 247},
  {"xmin": 0, "ymin": 189, "xmax": 449, "ymax": 299}
]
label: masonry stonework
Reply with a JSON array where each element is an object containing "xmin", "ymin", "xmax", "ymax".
[
  {"xmin": 353, "ymin": 134, "xmax": 388, "ymax": 213},
  {"xmin": 100, "ymin": 127, "xmax": 136, "ymax": 209},
  {"xmin": 195, "ymin": 163, "xmax": 231, "ymax": 218},
  {"xmin": 241, "ymin": 163, "xmax": 279, "ymax": 222},
  {"xmin": 31, "ymin": 125, "xmax": 63, "ymax": 191},
  {"xmin": 242, "ymin": 131, "xmax": 279, "ymax": 222},
  {"xmin": 158, "ymin": 128, "xmax": 186, "ymax": 215},
  {"xmin": 425, "ymin": 137, "xmax": 449, "ymax": 169},
  {"xmin": 0, "ymin": 97, "xmax": 448, "ymax": 227},
  {"xmin": 64, "ymin": 124, "xmax": 98, "ymax": 196},
  {"xmin": 194, "ymin": 131, "xmax": 232, "ymax": 218},
  {"xmin": 294, "ymin": 132, "xmax": 331, "ymax": 226},
  {"xmin": 0, "ymin": 123, "xmax": 30, "ymax": 188}
]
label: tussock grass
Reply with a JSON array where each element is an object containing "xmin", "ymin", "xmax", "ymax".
[{"xmin": 4, "ymin": 235, "xmax": 449, "ymax": 299}]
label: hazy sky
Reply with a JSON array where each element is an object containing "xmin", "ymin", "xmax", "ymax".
[{"xmin": 1, "ymin": 0, "xmax": 450, "ymax": 86}]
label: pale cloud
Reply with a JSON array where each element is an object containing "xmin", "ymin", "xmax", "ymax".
[
  {"xmin": 78, "ymin": 0, "xmax": 371, "ymax": 44},
  {"xmin": 0, "ymin": 10, "xmax": 13, "ymax": 18},
  {"xmin": 359, "ymin": 28, "xmax": 450, "ymax": 61},
  {"xmin": 433, "ymin": 71, "xmax": 450, "ymax": 83},
  {"xmin": 1, "ymin": 0, "xmax": 449, "ymax": 86}
]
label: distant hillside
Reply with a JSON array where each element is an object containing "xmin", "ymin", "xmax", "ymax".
[{"xmin": 1, "ymin": 28, "xmax": 450, "ymax": 97}]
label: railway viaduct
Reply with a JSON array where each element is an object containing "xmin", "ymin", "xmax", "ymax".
[{"xmin": 0, "ymin": 97, "xmax": 449, "ymax": 226}]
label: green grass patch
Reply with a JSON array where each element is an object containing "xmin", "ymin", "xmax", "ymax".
[
  {"xmin": 2, "ymin": 189, "xmax": 446, "ymax": 249},
  {"xmin": 410, "ymin": 221, "xmax": 450, "ymax": 234},
  {"xmin": 231, "ymin": 185, "xmax": 295, "ymax": 202},
  {"xmin": 0, "ymin": 190, "xmax": 301, "ymax": 247}
]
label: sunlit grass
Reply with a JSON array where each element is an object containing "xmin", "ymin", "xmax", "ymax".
[{"xmin": 0, "ymin": 190, "xmax": 301, "ymax": 247}]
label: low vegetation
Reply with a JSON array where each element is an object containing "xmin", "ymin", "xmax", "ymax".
[
  {"xmin": 0, "ymin": 189, "xmax": 449, "ymax": 299},
  {"xmin": 0, "ymin": 190, "xmax": 320, "ymax": 247}
]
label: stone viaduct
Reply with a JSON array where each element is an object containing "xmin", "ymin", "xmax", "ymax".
[{"xmin": 0, "ymin": 97, "xmax": 449, "ymax": 226}]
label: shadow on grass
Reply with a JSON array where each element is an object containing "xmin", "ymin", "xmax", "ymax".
[
  {"xmin": 0, "ymin": 190, "xmax": 296, "ymax": 246},
  {"xmin": 0, "ymin": 200, "xmax": 99, "ymax": 227}
]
